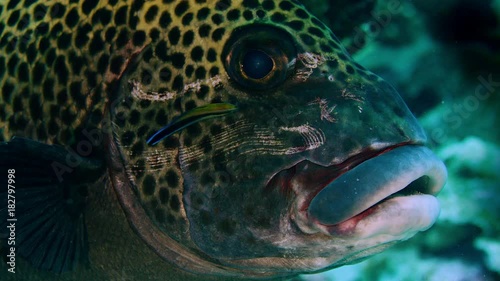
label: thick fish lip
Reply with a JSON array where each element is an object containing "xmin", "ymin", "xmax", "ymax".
[{"xmin": 304, "ymin": 145, "xmax": 447, "ymax": 237}]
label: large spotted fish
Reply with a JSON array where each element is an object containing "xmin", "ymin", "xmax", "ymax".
[{"xmin": 0, "ymin": 0, "xmax": 447, "ymax": 280}]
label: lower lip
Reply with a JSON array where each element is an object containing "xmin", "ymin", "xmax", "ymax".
[{"xmin": 326, "ymin": 194, "xmax": 440, "ymax": 239}]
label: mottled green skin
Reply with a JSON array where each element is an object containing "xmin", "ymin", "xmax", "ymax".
[{"xmin": 0, "ymin": 0, "xmax": 425, "ymax": 280}]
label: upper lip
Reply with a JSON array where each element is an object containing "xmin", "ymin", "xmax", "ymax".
[
  {"xmin": 266, "ymin": 143, "xmax": 447, "ymax": 227},
  {"xmin": 266, "ymin": 143, "xmax": 409, "ymax": 202}
]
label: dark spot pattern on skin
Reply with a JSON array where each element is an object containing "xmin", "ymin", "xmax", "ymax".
[
  {"xmin": 114, "ymin": 6, "xmax": 127, "ymax": 25},
  {"xmin": 185, "ymin": 65, "xmax": 194, "ymax": 77},
  {"xmin": 172, "ymin": 75, "xmax": 184, "ymax": 91},
  {"xmin": 97, "ymin": 53, "xmax": 110, "ymax": 73},
  {"xmin": 155, "ymin": 109, "xmax": 167, "ymax": 125},
  {"xmin": 56, "ymin": 89, "xmax": 67, "ymax": 104},
  {"xmin": 170, "ymin": 195, "xmax": 180, "ymax": 212},
  {"xmin": 227, "ymin": 9, "xmax": 240, "ymax": 21},
  {"xmin": 182, "ymin": 30, "xmax": 194, "ymax": 46},
  {"xmin": 95, "ymin": 9, "xmax": 112, "ymax": 25},
  {"xmin": 128, "ymin": 110, "xmax": 141, "ymax": 125},
  {"xmin": 65, "ymin": 8, "xmax": 79, "ymax": 28},
  {"xmin": 216, "ymin": 0, "xmax": 231, "ymax": 11},
  {"xmin": 295, "ymin": 8, "xmax": 309, "ymax": 19},
  {"xmin": 207, "ymin": 48, "xmax": 217, "ymax": 62},
  {"xmin": 110, "ymin": 55, "xmax": 124, "ymax": 75},
  {"xmin": 327, "ymin": 59, "xmax": 339, "ymax": 69},
  {"xmin": 195, "ymin": 66, "xmax": 206, "ymax": 80},
  {"xmin": 262, "ymin": 0, "xmax": 275, "ymax": 10},
  {"xmin": 137, "ymin": 124, "xmax": 149, "ymax": 137},
  {"xmin": 198, "ymin": 24, "xmax": 211, "ymax": 37},
  {"xmin": 197, "ymin": 85, "xmax": 209, "ymax": 100},
  {"xmin": 2, "ymin": 82, "xmax": 14, "ymax": 103},
  {"xmin": 16, "ymin": 13, "xmax": 30, "ymax": 31},
  {"xmin": 308, "ymin": 27, "xmax": 323, "ymax": 38},
  {"xmin": 121, "ymin": 131, "xmax": 135, "ymax": 146},
  {"xmin": 300, "ymin": 33, "xmax": 315, "ymax": 46},
  {"xmin": 201, "ymin": 135, "xmax": 212, "ymax": 153},
  {"xmin": 311, "ymin": 17, "xmax": 327, "ymax": 30},
  {"xmin": 144, "ymin": 109, "xmax": 156, "ymax": 121},
  {"xmin": 159, "ymin": 11, "xmax": 172, "ymax": 28},
  {"xmin": 56, "ymin": 32, "xmax": 71, "ymax": 50},
  {"xmin": 184, "ymin": 100, "xmax": 197, "ymax": 111},
  {"xmin": 174, "ymin": 1, "xmax": 189, "ymax": 17},
  {"xmin": 168, "ymin": 26, "xmax": 180, "ymax": 45},
  {"xmin": 149, "ymin": 28, "xmax": 160, "ymax": 42},
  {"xmin": 141, "ymin": 69, "xmax": 152, "ymax": 85},
  {"xmin": 17, "ymin": 62, "xmax": 29, "ymax": 82},
  {"xmin": 7, "ymin": 10, "xmax": 20, "ymax": 26},
  {"xmin": 320, "ymin": 43, "xmax": 334, "ymax": 53},
  {"xmin": 243, "ymin": 10, "xmax": 253, "ymax": 20},
  {"xmin": 116, "ymin": 28, "xmax": 129, "ymax": 48},
  {"xmin": 242, "ymin": 0, "xmax": 259, "ymax": 9},
  {"xmin": 50, "ymin": 3, "xmax": 65, "ymax": 19},
  {"xmin": 145, "ymin": 5, "xmax": 159, "ymax": 23},
  {"xmin": 165, "ymin": 170, "xmax": 179, "ymax": 188},
  {"xmin": 61, "ymin": 108, "xmax": 77, "ymax": 124},
  {"xmin": 159, "ymin": 188, "xmax": 169, "ymax": 204},
  {"xmin": 271, "ymin": 12, "xmax": 286, "ymax": 23},
  {"xmin": 197, "ymin": 7, "xmax": 210, "ymax": 20},
  {"xmin": 153, "ymin": 40, "xmax": 168, "ymax": 62},
  {"xmin": 279, "ymin": 1, "xmax": 293, "ymax": 10},
  {"xmin": 7, "ymin": 0, "xmax": 20, "ymax": 10},
  {"xmin": 211, "ymin": 13, "xmax": 223, "ymax": 25},
  {"xmin": 42, "ymin": 79, "xmax": 54, "ymax": 101},
  {"xmin": 159, "ymin": 67, "xmax": 172, "ymax": 82},
  {"xmin": 54, "ymin": 55, "xmax": 68, "ymax": 84},
  {"xmin": 143, "ymin": 175, "xmax": 157, "ymax": 196},
  {"xmin": 89, "ymin": 33, "xmax": 104, "ymax": 55},
  {"xmin": 182, "ymin": 12, "xmax": 193, "ymax": 25},
  {"xmin": 209, "ymin": 66, "xmax": 219, "ymax": 76},
  {"xmin": 82, "ymin": 0, "xmax": 99, "ymax": 15},
  {"xmin": 190, "ymin": 46, "xmax": 203, "ymax": 61},
  {"xmin": 70, "ymin": 81, "xmax": 86, "ymax": 109},
  {"xmin": 131, "ymin": 141, "xmax": 145, "ymax": 156}
]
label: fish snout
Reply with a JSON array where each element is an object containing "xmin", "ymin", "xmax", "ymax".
[{"xmin": 294, "ymin": 145, "xmax": 447, "ymax": 240}]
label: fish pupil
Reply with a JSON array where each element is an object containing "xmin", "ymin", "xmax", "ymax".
[{"xmin": 242, "ymin": 50, "xmax": 274, "ymax": 80}]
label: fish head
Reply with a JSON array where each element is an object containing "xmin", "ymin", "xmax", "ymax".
[{"xmin": 108, "ymin": 0, "xmax": 447, "ymax": 278}]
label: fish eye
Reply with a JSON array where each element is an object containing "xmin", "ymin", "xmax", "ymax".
[
  {"xmin": 223, "ymin": 25, "xmax": 296, "ymax": 90},
  {"xmin": 242, "ymin": 50, "xmax": 274, "ymax": 80}
]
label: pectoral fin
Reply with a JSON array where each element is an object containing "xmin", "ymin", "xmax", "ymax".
[{"xmin": 0, "ymin": 137, "xmax": 105, "ymax": 273}]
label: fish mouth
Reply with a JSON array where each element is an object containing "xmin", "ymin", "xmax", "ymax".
[{"xmin": 270, "ymin": 144, "xmax": 447, "ymax": 238}]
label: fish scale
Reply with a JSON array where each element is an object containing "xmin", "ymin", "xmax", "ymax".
[{"xmin": 0, "ymin": 0, "xmax": 447, "ymax": 280}]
